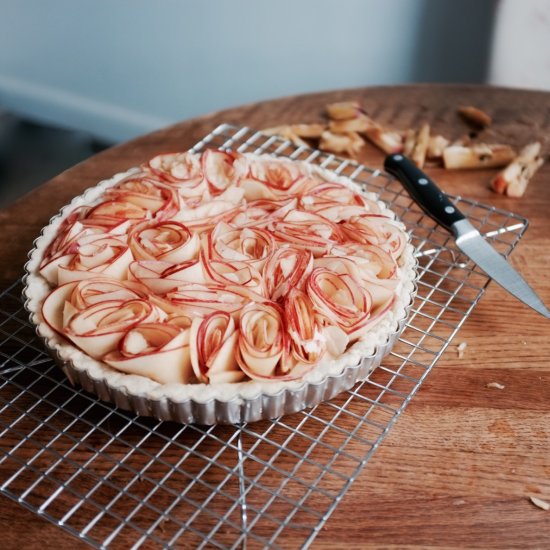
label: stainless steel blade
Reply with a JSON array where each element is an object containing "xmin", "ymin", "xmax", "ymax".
[{"xmin": 453, "ymin": 219, "xmax": 550, "ymax": 319}]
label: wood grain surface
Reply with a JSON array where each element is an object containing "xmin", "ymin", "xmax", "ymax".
[{"xmin": 1, "ymin": 84, "xmax": 550, "ymax": 548}]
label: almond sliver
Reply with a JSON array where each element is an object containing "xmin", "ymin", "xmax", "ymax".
[{"xmin": 458, "ymin": 105, "xmax": 492, "ymax": 128}]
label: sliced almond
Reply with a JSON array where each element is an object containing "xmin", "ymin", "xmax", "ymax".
[
  {"xmin": 326, "ymin": 101, "xmax": 362, "ymax": 120},
  {"xmin": 491, "ymin": 141, "xmax": 544, "ymax": 197},
  {"xmin": 319, "ymin": 130, "xmax": 364, "ymax": 157},
  {"xmin": 362, "ymin": 126, "xmax": 404, "ymax": 155},
  {"xmin": 329, "ymin": 113, "xmax": 376, "ymax": 134},
  {"xmin": 529, "ymin": 495, "xmax": 550, "ymax": 511},
  {"xmin": 427, "ymin": 135, "xmax": 451, "ymax": 159},
  {"xmin": 458, "ymin": 106, "xmax": 492, "ymax": 128},
  {"xmin": 443, "ymin": 144, "xmax": 516, "ymax": 170}
]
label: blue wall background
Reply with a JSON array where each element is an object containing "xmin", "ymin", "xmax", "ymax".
[{"xmin": 0, "ymin": 0, "xmax": 496, "ymax": 142}]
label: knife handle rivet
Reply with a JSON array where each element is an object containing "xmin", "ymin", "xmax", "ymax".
[
  {"xmin": 418, "ymin": 178, "xmax": 428, "ymax": 185},
  {"xmin": 445, "ymin": 205, "xmax": 455, "ymax": 214},
  {"xmin": 393, "ymin": 154, "xmax": 403, "ymax": 161}
]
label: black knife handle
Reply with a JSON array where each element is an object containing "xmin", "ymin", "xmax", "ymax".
[{"xmin": 384, "ymin": 154, "xmax": 465, "ymax": 233}]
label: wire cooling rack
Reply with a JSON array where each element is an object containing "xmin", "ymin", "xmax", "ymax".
[{"xmin": 0, "ymin": 124, "xmax": 528, "ymax": 548}]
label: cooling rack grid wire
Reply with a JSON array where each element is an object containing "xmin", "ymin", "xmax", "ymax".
[{"xmin": 0, "ymin": 124, "xmax": 528, "ymax": 549}]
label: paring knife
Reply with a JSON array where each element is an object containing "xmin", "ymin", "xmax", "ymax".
[{"xmin": 384, "ymin": 153, "xmax": 550, "ymax": 319}]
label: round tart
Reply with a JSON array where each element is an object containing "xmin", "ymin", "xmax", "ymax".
[{"xmin": 23, "ymin": 150, "xmax": 416, "ymax": 424}]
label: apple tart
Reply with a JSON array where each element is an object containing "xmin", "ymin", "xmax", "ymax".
[{"xmin": 24, "ymin": 149, "xmax": 416, "ymax": 423}]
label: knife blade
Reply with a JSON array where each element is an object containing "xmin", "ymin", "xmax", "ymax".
[{"xmin": 384, "ymin": 153, "xmax": 550, "ymax": 319}]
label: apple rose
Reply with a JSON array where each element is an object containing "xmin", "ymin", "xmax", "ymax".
[
  {"xmin": 306, "ymin": 267, "xmax": 393, "ymax": 339},
  {"xmin": 225, "ymin": 204, "xmax": 272, "ymax": 228},
  {"xmin": 263, "ymin": 246, "xmax": 313, "ymax": 300},
  {"xmin": 147, "ymin": 152, "xmax": 208, "ymax": 200},
  {"xmin": 105, "ymin": 176, "xmax": 180, "ymax": 220},
  {"xmin": 300, "ymin": 185, "xmax": 374, "ymax": 222},
  {"xmin": 41, "ymin": 207, "xmax": 96, "ymax": 263},
  {"xmin": 200, "ymin": 253, "xmax": 267, "ymax": 298},
  {"xmin": 206, "ymin": 222, "xmax": 275, "ymax": 270},
  {"xmin": 84, "ymin": 177, "xmax": 178, "ymax": 227},
  {"xmin": 250, "ymin": 158, "xmax": 302, "ymax": 189},
  {"xmin": 40, "ymin": 225, "xmax": 97, "ymax": 285},
  {"xmin": 128, "ymin": 220, "xmax": 200, "ymax": 263},
  {"xmin": 104, "ymin": 323, "xmax": 193, "ymax": 384},
  {"xmin": 189, "ymin": 311, "xmax": 244, "ymax": 384},
  {"xmin": 338, "ymin": 242, "xmax": 397, "ymax": 279},
  {"xmin": 301, "ymin": 181, "xmax": 381, "ymax": 211},
  {"xmin": 341, "ymin": 214, "xmax": 406, "ymax": 260},
  {"xmin": 157, "ymin": 283, "xmax": 259, "ymax": 318},
  {"xmin": 47, "ymin": 297, "xmax": 162, "ymax": 359},
  {"xmin": 235, "ymin": 302, "xmax": 286, "ymax": 379},
  {"xmin": 41, "ymin": 233, "xmax": 133, "ymax": 285},
  {"xmin": 40, "ymin": 209, "xmax": 133, "ymax": 284},
  {"xmin": 68, "ymin": 278, "xmax": 148, "ymax": 310},
  {"xmin": 270, "ymin": 210, "xmax": 344, "ymax": 257},
  {"xmin": 245, "ymin": 158, "xmax": 308, "ymax": 196},
  {"xmin": 202, "ymin": 149, "xmax": 248, "ymax": 194},
  {"xmin": 313, "ymin": 255, "xmax": 397, "ymax": 312},
  {"xmin": 313, "ymin": 255, "xmax": 364, "ymax": 283},
  {"xmin": 172, "ymin": 190, "xmax": 245, "ymax": 233},
  {"xmin": 227, "ymin": 197, "xmax": 297, "ymax": 228},
  {"xmin": 317, "ymin": 248, "xmax": 400, "ymax": 285},
  {"xmin": 85, "ymin": 199, "xmax": 152, "ymax": 225},
  {"xmin": 148, "ymin": 152, "xmax": 202, "ymax": 184},
  {"xmin": 129, "ymin": 259, "xmax": 206, "ymax": 294},
  {"xmin": 284, "ymin": 288, "xmax": 326, "ymax": 364},
  {"xmin": 41, "ymin": 278, "xmax": 150, "ymax": 336},
  {"xmin": 47, "ymin": 207, "xmax": 133, "ymax": 244}
]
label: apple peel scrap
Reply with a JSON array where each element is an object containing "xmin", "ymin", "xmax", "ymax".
[
  {"xmin": 403, "ymin": 124, "xmax": 430, "ymax": 169},
  {"xmin": 329, "ymin": 114, "xmax": 375, "ymax": 134},
  {"xmin": 427, "ymin": 135, "xmax": 450, "ymax": 160},
  {"xmin": 38, "ymin": 150, "xmax": 409, "ymax": 386},
  {"xmin": 263, "ymin": 100, "xmax": 544, "ymax": 199},
  {"xmin": 319, "ymin": 130, "xmax": 364, "ymax": 157},
  {"xmin": 262, "ymin": 123, "xmax": 327, "ymax": 148},
  {"xmin": 326, "ymin": 102, "xmax": 404, "ymax": 156},
  {"xmin": 491, "ymin": 142, "xmax": 544, "ymax": 197},
  {"xmin": 443, "ymin": 143, "xmax": 516, "ymax": 170},
  {"xmin": 362, "ymin": 126, "xmax": 404, "ymax": 155}
]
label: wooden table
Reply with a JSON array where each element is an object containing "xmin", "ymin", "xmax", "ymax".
[{"xmin": 1, "ymin": 84, "xmax": 549, "ymax": 548}]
